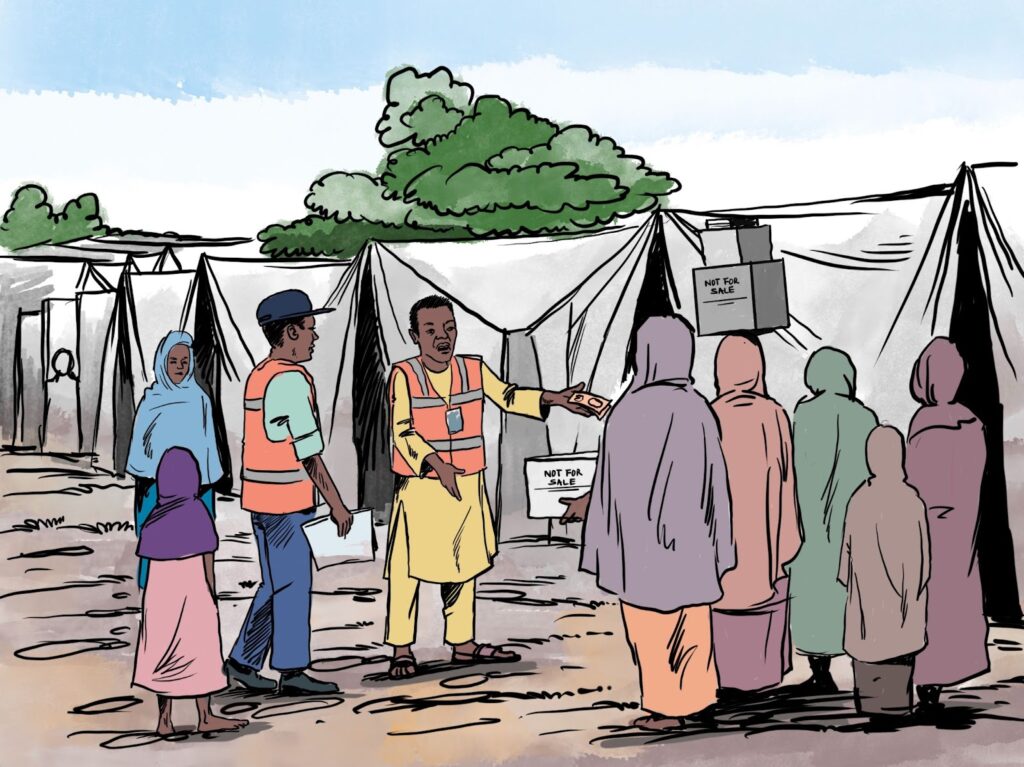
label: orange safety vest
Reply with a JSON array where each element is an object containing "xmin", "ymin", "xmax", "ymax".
[
  {"xmin": 240, "ymin": 358, "xmax": 318, "ymax": 514},
  {"xmin": 391, "ymin": 355, "xmax": 486, "ymax": 478}
]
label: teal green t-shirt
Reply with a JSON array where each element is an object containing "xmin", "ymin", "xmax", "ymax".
[{"xmin": 263, "ymin": 370, "xmax": 324, "ymax": 461}]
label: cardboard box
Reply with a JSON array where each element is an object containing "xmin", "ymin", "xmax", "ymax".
[
  {"xmin": 524, "ymin": 451, "xmax": 598, "ymax": 519},
  {"xmin": 699, "ymin": 225, "xmax": 773, "ymax": 267},
  {"xmin": 693, "ymin": 260, "xmax": 790, "ymax": 336}
]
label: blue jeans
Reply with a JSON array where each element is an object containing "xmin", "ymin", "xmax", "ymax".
[{"xmin": 229, "ymin": 509, "xmax": 315, "ymax": 672}]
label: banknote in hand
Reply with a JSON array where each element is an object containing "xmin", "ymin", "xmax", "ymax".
[{"xmin": 569, "ymin": 391, "xmax": 611, "ymax": 419}]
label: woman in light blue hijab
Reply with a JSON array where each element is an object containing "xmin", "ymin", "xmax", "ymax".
[{"xmin": 127, "ymin": 331, "xmax": 223, "ymax": 589}]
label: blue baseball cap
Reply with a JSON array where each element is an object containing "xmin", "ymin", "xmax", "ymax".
[{"xmin": 256, "ymin": 289, "xmax": 335, "ymax": 326}]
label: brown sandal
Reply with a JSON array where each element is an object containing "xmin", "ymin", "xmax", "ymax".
[
  {"xmin": 451, "ymin": 644, "xmax": 521, "ymax": 665},
  {"xmin": 388, "ymin": 655, "xmax": 418, "ymax": 680}
]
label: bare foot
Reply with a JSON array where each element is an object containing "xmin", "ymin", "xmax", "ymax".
[
  {"xmin": 156, "ymin": 720, "xmax": 176, "ymax": 737},
  {"xmin": 632, "ymin": 714, "xmax": 684, "ymax": 731},
  {"xmin": 197, "ymin": 715, "xmax": 248, "ymax": 733}
]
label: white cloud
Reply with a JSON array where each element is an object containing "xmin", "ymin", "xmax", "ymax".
[{"xmin": 1, "ymin": 58, "xmax": 1023, "ymax": 238}]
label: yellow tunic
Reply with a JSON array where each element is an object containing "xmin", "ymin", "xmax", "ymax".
[{"xmin": 385, "ymin": 360, "xmax": 544, "ymax": 584}]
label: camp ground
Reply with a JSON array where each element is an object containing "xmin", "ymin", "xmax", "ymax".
[{"xmin": 1, "ymin": 164, "xmax": 1023, "ymax": 609}]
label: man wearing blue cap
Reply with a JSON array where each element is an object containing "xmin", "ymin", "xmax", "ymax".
[{"xmin": 225, "ymin": 289, "xmax": 353, "ymax": 695}]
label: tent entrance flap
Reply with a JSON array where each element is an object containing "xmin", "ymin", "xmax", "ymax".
[
  {"xmin": 949, "ymin": 202, "xmax": 1022, "ymax": 621},
  {"xmin": 191, "ymin": 264, "xmax": 234, "ymax": 493},
  {"xmin": 353, "ymin": 262, "xmax": 393, "ymax": 525}
]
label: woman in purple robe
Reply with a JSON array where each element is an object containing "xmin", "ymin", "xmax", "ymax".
[
  {"xmin": 906, "ymin": 338, "xmax": 989, "ymax": 709},
  {"xmin": 561, "ymin": 315, "xmax": 735, "ymax": 731}
]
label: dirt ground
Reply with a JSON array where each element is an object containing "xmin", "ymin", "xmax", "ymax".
[{"xmin": 3, "ymin": 452, "xmax": 1024, "ymax": 767}]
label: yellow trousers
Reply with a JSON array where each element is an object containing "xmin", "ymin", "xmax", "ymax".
[{"xmin": 385, "ymin": 568, "xmax": 476, "ymax": 647}]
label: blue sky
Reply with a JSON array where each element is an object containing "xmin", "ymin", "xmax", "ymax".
[{"xmin": 1, "ymin": 0, "xmax": 1023, "ymax": 98}]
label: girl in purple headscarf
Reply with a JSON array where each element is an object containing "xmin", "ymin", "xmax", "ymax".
[
  {"xmin": 906, "ymin": 337, "xmax": 989, "ymax": 709},
  {"xmin": 132, "ymin": 447, "xmax": 247, "ymax": 736},
  {"xmin": 562, "ymin": 315, "xmax": 734, "ymax": 731}
]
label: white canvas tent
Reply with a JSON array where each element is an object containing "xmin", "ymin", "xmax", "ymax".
[
  {"xmin": 332, "ymin": 215, "xmax": 677, "ymax": 536},
  {"xmin": 185, "ymin": 256, "xmax": 356, "ymax": 494},
  {"xmin": 93, "ymin": 270, "xmax": 197, "ymax": 474},
  {"xmin": 665, "ymin": 163, "xmax": 1024, "ymax": 618},
  {"xmin": 1, "ymin": 257, "xmax": 92, "ymax": 446},
  {"xmin": 77, "ymin": 288, "xmax": 118, "ymax": 457},
  {"xmin": 14, "ymin": 310, "xmax": 43, "ymax": 448},
  {"xmin": 41, "ymin": 298, "xmax": 82, "ymax": 453}
]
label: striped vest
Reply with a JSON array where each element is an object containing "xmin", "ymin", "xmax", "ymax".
[
  {"xmin": 391, "ymin": 355, "xmax": 486, "ymax": 477},
  {"xmin": 240, "ymin": 358, "xmax": 317, "ymax": 514}
]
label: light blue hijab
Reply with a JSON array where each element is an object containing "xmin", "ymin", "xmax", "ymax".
[{"xmin": 126, "ymin": 331, "xmax": 223, "ymax": 486}]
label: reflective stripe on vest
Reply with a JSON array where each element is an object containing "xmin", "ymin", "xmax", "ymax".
[
  {"xmin": 391, "ymin": 355, "xmax": 486, "ymax": 477},
  {"xmin": 240, "ymin": 358, "xmax": 318, "ymax": 514}
]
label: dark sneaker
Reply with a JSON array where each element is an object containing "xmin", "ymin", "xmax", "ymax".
[
  {"xmin": 278, "ymin": 671, "xmax": 339, "ymax": 696},
  {"xmin": 224, "ymin": 659, "xmax": 277, "ymax": 692}
]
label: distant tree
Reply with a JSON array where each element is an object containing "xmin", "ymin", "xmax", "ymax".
[
  {"xmin": 0, "ymin": 185, "xmax": 56, "ymax": 250},
  {"xmin": 0, "ymin": 185, "xmax": 108, "ymax": 250},
  {"xmin": 52, "ymin": 193, "xmax": 106, "ymax": 244},
  {"xmin": 259, "ymin": 65, "xmax": 679, "ymax": 258},
  {"xmin": 258, "ymin": 215, "xmax": 467, "ymax": 260}
]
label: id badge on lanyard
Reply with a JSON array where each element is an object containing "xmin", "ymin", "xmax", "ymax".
[{"xmin": 446, "ymin": 406, "xmax": 464, "ymax": 435}]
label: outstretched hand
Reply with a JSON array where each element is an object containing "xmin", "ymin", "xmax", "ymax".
[
  {"xmin": 559, "ymin": 495, "xmax": 590, "ymax": 525},
  {"xmin": 543, "ymin": 382, "xmax": 594, "ymax": 417}
]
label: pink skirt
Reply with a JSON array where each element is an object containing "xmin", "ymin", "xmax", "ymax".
[
  {"xmin": 133, "ymin": 557, "xmax": 227, "ymax": 697},
  {"xmin": 712, "ymin": 577, "xmax": 792, "ymax": 691}
]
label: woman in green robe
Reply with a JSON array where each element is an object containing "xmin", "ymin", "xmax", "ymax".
[{"xmin": 787, "ymin": 347, "xmax": 878, "ymax": 692}]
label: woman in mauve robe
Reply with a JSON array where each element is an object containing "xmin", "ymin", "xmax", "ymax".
[
  {"xmin": 787, "ymin": 347, "xmax": 878, "ymax": 692},
  {"xmin": 906, "ymin": 337, "xmax": 989, "ymax": 708},
  {"xmin": 711, "ymin": 335, "xmax": 802, "ymax": 696},
  {"xmin": 564, "ymin": 315, "xmax": 735, "ymax": 732}
]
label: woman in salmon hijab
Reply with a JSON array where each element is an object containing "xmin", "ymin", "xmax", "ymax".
[
  {"xmin": 906, "ymin": 337, "xmax": 989, "ymax": 709},
  {"xmin": 711, "ymin": 335, "xmax": 801, "ymax": 699},
  {"xmin": 787, "ymin": 347, "xmax": 878, "ymax": 692}
]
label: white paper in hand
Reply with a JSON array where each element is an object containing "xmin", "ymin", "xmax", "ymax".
[{"xmin": 302, "ymin": 508, "xmax": 376, "ymax": 570}]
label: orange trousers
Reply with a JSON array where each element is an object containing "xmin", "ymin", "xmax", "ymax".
[{"xmin": 620, "ymin": 602, "xmax": 719, "ymax": 718}]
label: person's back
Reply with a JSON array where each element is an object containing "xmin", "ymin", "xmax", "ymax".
[
  {"xmin": 905, "ymin": 337, "xmax": 989, "ymax": 707},
  {"xmin": 788, "ymin": 346, "xmax": 877, "ymax": 691},
  {"xmin": 710, "ymin": 334, "xmax": 800, "ymax": 696},
  {"xmin": 575, "ymin": 314, "xmax": 734, "ymax": 731},
  {"xmin": 840, "ymin": 425, "xmax": 928, "ymax": 718}
]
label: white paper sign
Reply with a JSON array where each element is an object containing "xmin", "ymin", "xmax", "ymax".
[
  {"xmin": 301, "ymin": 508, "xmax": 377, "ymax": 570},
  {"xmin": 524, "ymin": 452, "xmax": 598, "ymax": 519}
]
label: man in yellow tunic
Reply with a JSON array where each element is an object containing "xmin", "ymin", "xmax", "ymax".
[{"xmin": 386, "ymin": 295, "xmax": 591, "ymax": 679}]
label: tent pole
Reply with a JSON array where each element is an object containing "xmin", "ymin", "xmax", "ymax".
[{"xmin": 496, "ymin": 333, "xmax": 509, "ymax": 543}]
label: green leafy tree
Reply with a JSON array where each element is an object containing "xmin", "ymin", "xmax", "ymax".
[
  {"xmin": 260, "ymin": 66, "xmax": 679, "ymax": 257},
  {"xmin": 0, "ymin": 185, "xmax": 108, "ymax": 250},
  {"xmin": 53, "ymin": 193, "xmax": 106, "ymax": 244},
  {"xmin": 0, "ymin": 185, "xmax": 56, "ymax": 250},
  {"xmin": 258, "ymin": 215, "xmax": 466, "ymax": 260}
]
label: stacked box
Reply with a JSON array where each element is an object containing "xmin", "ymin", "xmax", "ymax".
[
  {"xmin": 693, "ymin": 256, "xmax": 789, "ymax": 336},
  {"xmin": 699, "ymin": 224, "xmax": 772, "ymax": 266}
]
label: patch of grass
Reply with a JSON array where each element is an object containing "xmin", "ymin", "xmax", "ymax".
[
  {"xmin": 68, "ymin": 521, "xmax": 134, "ymax": 535},
  {"xmin": 9, "ymin": 516, "xmax": 66, "ymax": 532}
]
